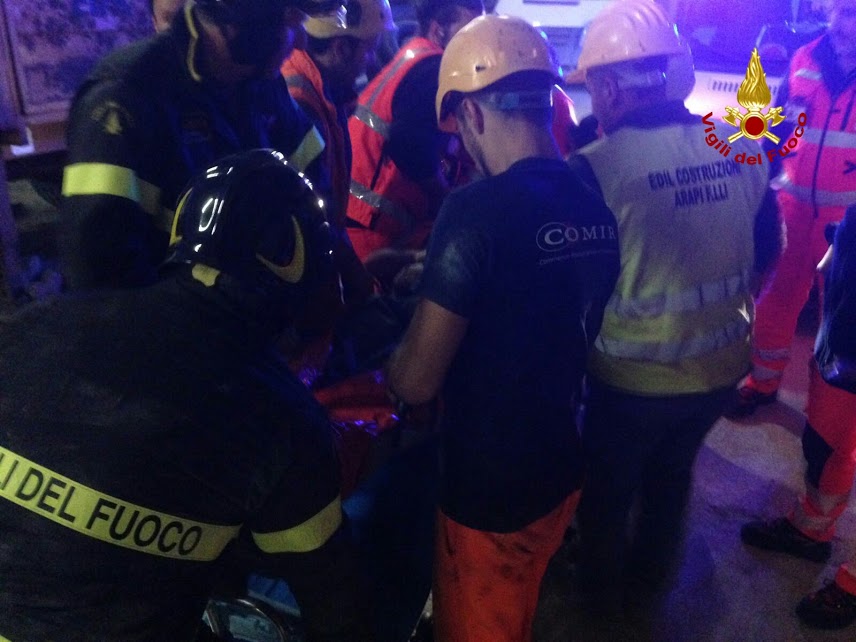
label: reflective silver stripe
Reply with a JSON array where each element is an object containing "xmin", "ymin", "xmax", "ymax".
[
  {"xmin": 349, "ymin": 179, "xmax": 413, "ymax": 231},
  {"xmin": 283, "ymin": 74, "xmax": 315, "ymax": 93},
  {"xmin": 750, "ymin": 364, "xmax": 783, "ymax": 382},
  {"xmin": 353, "ymin": 104, "xmax": 391, "ymax": 139},
  {"xmin": 792, "ymin": 489, "xmax": 849, "ymax": 533},
  {"xmin": 364, "ymin": 44, "xmax": 438, "ymax": 109},
  {"xmin": 755, "ymin": 347, "xmax": 790, "ymax": 361},
  {"xmin": 594, "ymin": 317, "xmax": 750, "ymax": 363},
  {"xmin": 776, "ymin": 173, "xmax": 856, "ymax": 207},
  {"xmin": 792, "ymin": 511, "xmax": 838, "ymax": 532},
  {"xmin": 608, "ymin": 272, "xmax": 751, "ymax": 318},
  {"xmin": 794, "ymin": 68, "xmax": 822, "ymax": 81},
  {"xmin": 800, "ymin": 127, "xmax": 856, "ymax": 148}
]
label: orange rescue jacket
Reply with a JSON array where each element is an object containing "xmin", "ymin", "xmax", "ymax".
[
  {"xmin": 282, "ymin": 50, "xmax": 350, "ymax": 231},
  {"xmin": 346, "ymin": 37, "xmax": 442, "ymax": 261},
  {"xmin": 777, "ymin": 36, "xmax": 856, "ymax": 218}
]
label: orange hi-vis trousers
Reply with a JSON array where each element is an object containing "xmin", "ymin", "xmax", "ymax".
[
  {"xmin": 432, "ymin": 491, "xmax": 580, "ymax": 642},
  {"xmin": 747, "ymin": 193, "xmax": 845, "ymax": 394},
  {"xmin": 790, "ymin": 366, "xmax": 856, "ymax": 544},
  {"xmin": 789, "ymin": 367, "xmax": 856, "ymax": 597}
]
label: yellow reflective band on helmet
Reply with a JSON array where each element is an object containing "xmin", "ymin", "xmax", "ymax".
[
  {"xmin": 191, "ymin": 263, "xmax": 221, "ymax": 287},
  {"xmin": 170, "ymin": 188, "xmax": 193, "ymax": 245},
  {"xmin": 62, "ymin": 163, "xmax": 162, "ymax": 217},
  {"xmin": 0, "ymin": 633, "xmax": 11, "ymax": 642},
  {"xmin": 252, "ymin": 496, "xmax": 341, "ymax": 554},
  {"xmin": 0, "ymin": 446, "xmax": 241, "ymax": 562},
  {"xmin": 288, "ymin": 126, "xmax": 326, "ymax": 172},
  {"xmin": 256, "ymin": 216, "xmax": 306, "ymax": 284}
]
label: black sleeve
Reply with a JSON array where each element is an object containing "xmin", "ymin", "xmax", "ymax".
[
  {"xmin": 815, "ymin": 206, "xmax": 856, "ymax": 392},
  {"xmin": 418, "ymin": 192, "xmax": 490, "ymax": 318},
  {"xmin": 825, "ymin": 207, "xmax": 856, "ymax": 344},
  {"xmin": 242, "ymin": 382, "xmax": 371, "ymax": 641},
  {"xmin": 753, "ymin": 187, "xmax": 784, "ymax": 275},
  {"xmin": 566, "ymin": 154, "xmax": 604, "ymax": 199},
  {"xmin": 270, "ymin": 84, "xmax": 331, "ymax": 202},
  {"xmin": 254, "ymin": 520, "xmax": 372, "ymax": 642},
  {"xmin": 387, "ymin": 56, "xmax": 444, "ymax": 182},
  {"xmin": 60, "ymin": 79, "xmax": 168, "ymax": 289}
]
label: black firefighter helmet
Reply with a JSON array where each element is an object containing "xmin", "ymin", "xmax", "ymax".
[
  {"xmin": 194, "ymin": 0, "xmax": 346, "ymax": 67},
  {"xmin": 167, "ymin": 149, "xmax": 336, "ymax": 322}
]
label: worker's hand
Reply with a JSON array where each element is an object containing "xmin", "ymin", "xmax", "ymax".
[
  {"xmin": 364, "ymin": 248, "xmax": 423, "ymax": 292},
  {"xmin": 392, "ymin": 261, "xmax": 424, "ymax": 297}
]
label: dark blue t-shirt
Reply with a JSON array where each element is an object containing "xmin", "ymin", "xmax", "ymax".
[{"xmin": 420, "ymin": 157, "xmax": 620, "ymax": 532}]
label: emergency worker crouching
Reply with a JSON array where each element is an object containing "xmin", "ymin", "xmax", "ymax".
[
  {"xmin": 60, "ymin": 0, "xmax": 341, "ymax": 290},
  {"xmin": 566, "ymin": 0, "xmax": 783, "ymax": 618},
  {"xmin": 0, "ymin": 150, "xmax": 369, "ymax": 642}
]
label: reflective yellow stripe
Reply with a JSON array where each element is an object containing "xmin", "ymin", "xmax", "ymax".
[
  {"xmin": 252, "ymin": 496, "xmax": 341, "ymax": 554},
  {"xmin": 62, "ymin": 163, "xmax": 163, "ymax": 217},
  {"xmin": 0, "ymin": 446, "xmax": 241, "ymax": 562},
  {"xmin": 170, "ymin": 187, "xmax": 193, "ymax": 245},
  {"xmin": 288, "ymin": 126, "xmax": 325, "ymax": 172},
  {"xmin": 594, "ymin": 316, "xmax": 751, "ymax": 363},
  {"xmin": 608, "ymin": 271, "xmax": 751, "ymax": 318},
  {"xmin": 191, "ymin": 264, "xmax": 220, "ymax": 287},
  {"xmin": 185, "ymin": 1, "xmax": 203, "ymax": 83},
  {"xmin": 0, "ymin": 633, "xmax": 11, "ymax": 642}
]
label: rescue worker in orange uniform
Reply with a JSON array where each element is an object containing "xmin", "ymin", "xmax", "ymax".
[
  {"xmin": 743, "ymin": 206, "xmax": 856, "ymax": 630},
  {"xmin": 388, "ymin": 15, "xmax": 620, "ymax": 641},
  {"xmin": 735, "ymin": 0, "xmax": 856, "ymax": 415},
  {"xmin": 345, "ymin": 0, "xmax": 483, "ymax": 286},
  {"xmin": 281, "ymin": 0, "xmax": 396, "ymax": 304}
]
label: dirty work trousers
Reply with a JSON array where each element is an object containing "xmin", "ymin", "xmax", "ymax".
[
  {"xmin": 433, "ymin": 491, "xmax": 580, "ymax": 642},
  {"xmin": 577, "ymin": 380, "xmax": 733, "ymax": 611}
]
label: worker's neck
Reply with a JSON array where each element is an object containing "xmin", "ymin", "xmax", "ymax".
[{"xmin": 484, "ymin": 125, "xmax": 560, "ymax": 176}]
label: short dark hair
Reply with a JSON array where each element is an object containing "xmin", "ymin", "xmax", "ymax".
[{"xmin": 415, "ymin": 0, "xmax": 483, "ymax": 34}]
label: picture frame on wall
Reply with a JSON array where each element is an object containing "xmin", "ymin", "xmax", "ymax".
[{"xmin": 2, "ymin": 0, "xmax": 152, "ymax": 118}]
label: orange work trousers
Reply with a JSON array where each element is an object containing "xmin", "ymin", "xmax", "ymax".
[
  {"xmin": 748, "ymin": 193, "xmax": 845, "ymax": 394},
  {"xmin": 432, "ymin": 491, "xmax": 580, "ymax": 642},
  {"xmin": 791, "ymin": 366, "xmax": 856, "ymax": 542}
]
